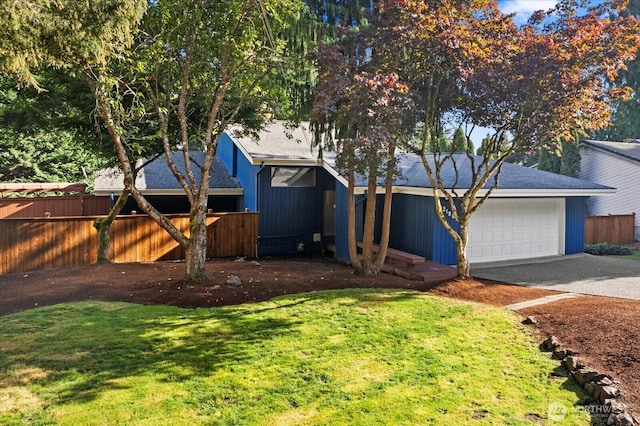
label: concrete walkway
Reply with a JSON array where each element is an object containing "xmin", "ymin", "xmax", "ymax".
[
  {"xmin": 472, "ymin": 253, "xmax": 640, "ymax": 300},
  {"xmin": 504, "ymin": 293, "xmax": 580, "ymax": 310}
]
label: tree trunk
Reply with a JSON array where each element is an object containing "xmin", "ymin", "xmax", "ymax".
[
  {"xmin": 93, "ymin": 188, "xmax": 130, "ymax": 263},
  {"xmin": 185, "ymin": 202, "xmax": 209, "ymax": 281},
  {"xmin": 360, "ymin": 172, "xmax": 380, "ymax": 275},
  {"xmin": 456, "ymin": 220, "xmax": 471, "ymax": 279},
  {"xmin": 346, "ymin": 152, "xmax": 363, "ymax": 273},
  {"xmin": 373, "ymin": 143, "xmax": 396, "ymax": 271}
]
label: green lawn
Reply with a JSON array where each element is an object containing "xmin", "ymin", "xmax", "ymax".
[
  {"xmin": 616, "ymin": 248, "xmax": 640, "ymax": 261},
  {"xmin": 0, "ymin": 289, "xmax": 590, "ymax": 425}
]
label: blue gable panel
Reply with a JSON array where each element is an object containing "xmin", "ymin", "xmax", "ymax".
[
  {"xmin": 258, "ymin": 166, "xmax": 333, "ymax": 255},
  {"xmin": 236, "ymin": 153, "xmax": 260, "ymax": 212},
  {"xmin": 217, "ymin": 133, "xmax": 235, "ymax": 171},
  {"xmin": 218, "ymin": 133, "xmax": 260, "ymax": 211},
  {"xmin": 565, "ymin": 197, "xmax": 587, "ymax": 254}
]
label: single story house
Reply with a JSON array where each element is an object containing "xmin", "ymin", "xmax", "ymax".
[
  {"xmin": 579, "ymin": 139, "xmax": 640, "ymax": 241},
  {"xmin": 218, "ymin": 122, "xmax": 614, "ymax": 264},
  {"xmin": 94, "ymin": 152, "xmax": 243, "ymax": 214},
  {"xmin": 93, "ymin": 123, "xmax": 614, "ymax": 264}
]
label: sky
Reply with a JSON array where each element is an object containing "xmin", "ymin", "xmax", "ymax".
[{"xmin": 498, "ymin": 0, "xmax": 560, "ymax": 25}]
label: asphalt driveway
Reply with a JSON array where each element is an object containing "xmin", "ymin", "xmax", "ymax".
[{"xmin": 472, "ymin": 253, "xmax": 640, "ymax": 300}]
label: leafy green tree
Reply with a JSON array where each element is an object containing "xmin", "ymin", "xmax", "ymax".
[
  {"xmin": 0, "ymin": 71, "xmax": 111, "ymax": 184},
  {"xmin": 280, "ymin": 1, "xmax": 376, "ymax": 118},
  {"xmin": 1, "ymin": 0, "xmax": 152, "ymax": 264},
  {"xmin": 88, "ymin": 0, "xmax": 302, "ymax": 280},
  {"xmin": 537, "ymin": 133, "xmax": 581, "ymax": 177},
  {"xmin": 476, "ymin": 133, "xmax": 510, "ymax": 159},
  {"xmin": 0, "ymin": 0, "xmax": 147, "ymax": 88}
]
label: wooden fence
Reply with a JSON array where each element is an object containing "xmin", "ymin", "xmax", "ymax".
[
  {"xmin": 584, "ymin": 214, "xmax": 636, "ymax": 245},
  {"xmin": 0, "ymin": 195, "xmax": 111, "ymax": 218},
  {"xmin": 0, "ymin": 212, "xmax": 258, "ymax": 275}
]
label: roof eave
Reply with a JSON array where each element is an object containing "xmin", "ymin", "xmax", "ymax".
[
  {"xmin": 94, "ymin": 188, "xmax": 244, "ymax": 197},
  {"xmin": 351, "ymin": 186, "xmax": 616, "ymax": 197},
  {"xmin": 251, "ymin": 158, "xmax": 325, "ymax": 166}
]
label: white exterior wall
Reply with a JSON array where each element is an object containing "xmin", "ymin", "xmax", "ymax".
[{"xmin": 579, "ymin": 145, "xmax": 640, "ymax": 241}]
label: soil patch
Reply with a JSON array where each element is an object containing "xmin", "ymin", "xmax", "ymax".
[{"xmin": 1, "ymin": 257, "xmax": 638, "ymax": 416}]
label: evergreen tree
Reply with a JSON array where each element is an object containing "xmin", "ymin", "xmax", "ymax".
[
  {"xmin": 280, "ymin": 1, "xmax": 374, "ymax": 118},
  {"xmin": 0, "ymin": 71, "xmax": 112, "ymax": 183},
  {"xmin": 559, "ymin": 136, "xmax": 581, "ymax": 178},
  {"xmin": 477, "ymin": 133, "xmax": 509, "ymax": 158},
  {"xmin": 452, "ymin": 127, "xmax": 473, "ymax": 153},
  {"xmin": 537, "ymin": 147, "xmax": 561, "ymax": 174},
  {"xmin": 592, "ymin": 0, "xmax": 640, "ymax": 141},
  {"xmin": 537, "ymin": 135, "xmax": 581, "ymax": 177}
]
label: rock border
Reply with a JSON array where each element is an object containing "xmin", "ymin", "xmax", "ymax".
[{"xmin": 535, "ymin": 330, "xmax": 637, "ymax": 426}]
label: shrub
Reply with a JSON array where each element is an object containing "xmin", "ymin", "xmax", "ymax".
[{"xmin": 584, "ymin": 243, "xmax": 632, "ymax": 256}]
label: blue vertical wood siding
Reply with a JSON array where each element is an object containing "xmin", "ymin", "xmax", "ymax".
[
  {"xmin": 333, "ymin": 186, "xmax": 370, "ymax": 263},
  {"xmin": 340, "ymin": 192, "xmax": 459, "ymax": 265},
  {"xmin": 257, "ymin": 166, "xmax": 334, "ymax": 255},
  {"xmin": 430, "ymin": 203, "xmax": 459, "ymax": 265},
  {"xmin": 217, "ymin": 133, "xmax": 234, "ymax": 168},
  {"xmin": 334, "ymin": 182, "xmax": 350, "ymax": 263},
  {"xmin": 565, "ymin": 197, "xmax": 587, "ymax": 254},
  {"xmin": 389, "ymin": 194, "xmax": 434, "ymax": 258},
  {"xmin": 387, "ymin": 194, "xmax": 457, "ymax": 264}
]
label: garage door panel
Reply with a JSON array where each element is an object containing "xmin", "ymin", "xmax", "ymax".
[{"xmin": 469, "ymin": 199, "xmax": 562, "ymax": 262}]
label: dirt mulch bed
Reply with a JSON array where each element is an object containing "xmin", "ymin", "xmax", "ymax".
[{"xmin": 1, "ymin": 257, "xmax": 638, "ymax": 416}]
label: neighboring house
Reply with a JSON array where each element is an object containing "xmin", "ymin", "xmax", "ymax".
[
  {"xmin": 94, "ymin": 152, "xmax": 243, "ymax": 214},
  {"xmin": 579, "ymin": 139, "xmax": 640, "ymax": 241},
  {"xmin": 218, "ymin": 121, "xmax": 614, "ymax": 264}
]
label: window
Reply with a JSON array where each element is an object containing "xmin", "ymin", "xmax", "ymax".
[{"xmin": 271, "ymin": 167, "xmax": 316, "ymax": 187}]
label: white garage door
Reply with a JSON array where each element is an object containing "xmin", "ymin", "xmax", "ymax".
[{"xmin": 468, "ymin": 198, "xmax": 564, "ymax": 263}]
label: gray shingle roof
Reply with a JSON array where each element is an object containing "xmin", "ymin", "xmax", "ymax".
[
  {"xmin": 94, "ymin": 152, "xmax": 242, "ymax": 194},
  {"xmin": 355, "ymin": 152, "xmax": 613, "ymax": 192},
  {"xmin": 580, "ymin": 139, "xmax": 640, "ymax": 164},
  {"xmin": 228, "ymin": 121, "xmax": 336, "ymax": 164},
  {"xmin": 229, "ymin": 122, "xmax": 610, "ymax": 194}
]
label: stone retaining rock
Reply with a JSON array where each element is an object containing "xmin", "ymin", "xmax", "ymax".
[{"xmin": 529, "ymin": 328, "xmax": 634, "ymax": 425}]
